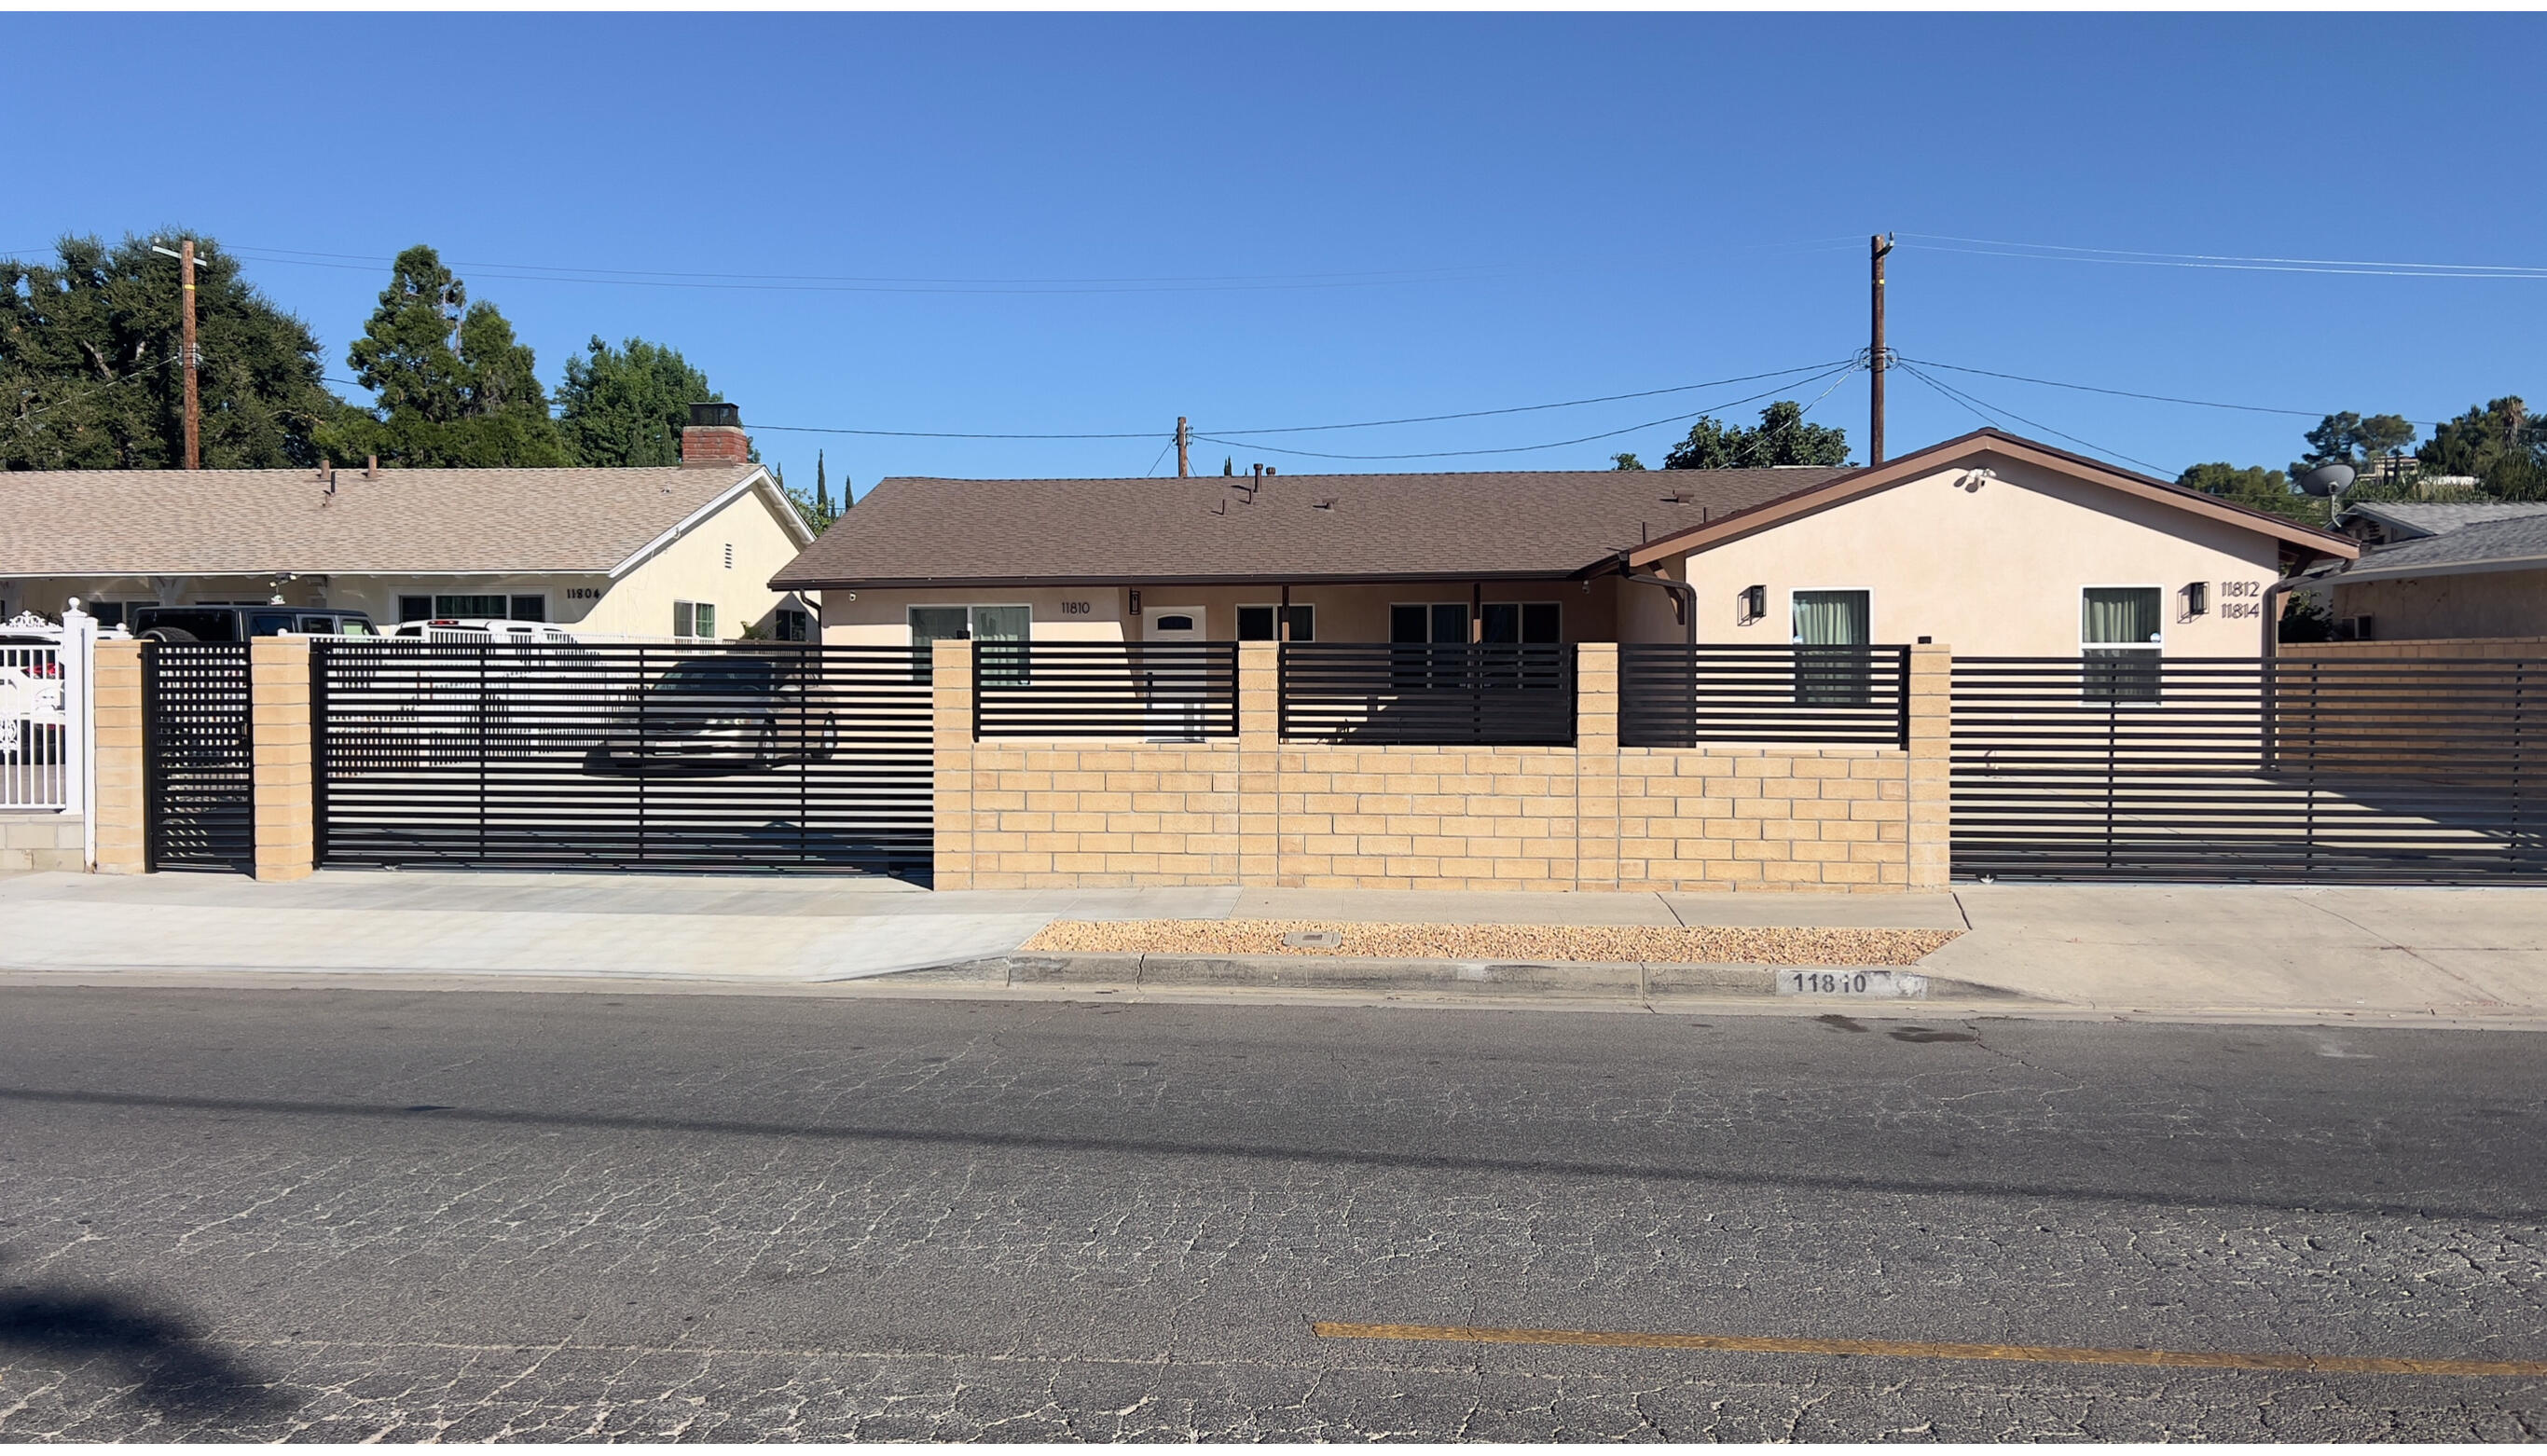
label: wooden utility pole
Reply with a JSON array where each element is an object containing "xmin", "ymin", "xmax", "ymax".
[
  {"xmin": 1176, "ymin": 416, "xmax": 1191, "ymax": 477},
  {"xmin": 180, "ymin": 239, "xmax": 200, "ymax": 470},
  {"xmin": 1869, "ymin": 233, "xmax": 1893, "ymax": 466}
]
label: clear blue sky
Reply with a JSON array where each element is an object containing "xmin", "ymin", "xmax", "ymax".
[{"xmin": 7, "ymin": 12, "xmax": 2540, "ymax": 495}]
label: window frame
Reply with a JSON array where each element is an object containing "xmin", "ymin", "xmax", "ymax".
[
  {"xmin": 2079, "ymin": 584, "xmax": 2167, "ymax": 706},
  {"xmin": 1785, "ymin": 587, "xmax": 1875, "ymax": 647},
  {"xmin": 1389, "ymin": 601, "xmax": 1473, "ymax": 645},
  {"xmin": 1236, "ymin": 604, "xmax": 1315, "ymax": 642},
  {"xmin": 1479, "ymin": 601, "xmax": 1562, "ymax": 645}
]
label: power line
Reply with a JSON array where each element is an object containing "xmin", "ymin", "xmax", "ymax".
[
  {"xmin": 226, "ymin": 243, "xmax": 1514, "ymax": 289},
  {"xmin": 1190, "ymin": 364, "xmax": 1861, "ymax": 462},
  {"xmin": 1903, "ymin": 357, "xmax": 2447, "ymax": 429},
  {"xmin": 9, "ymin": 352, "xmax": 190, "ymax": 434},
  {"xmin": 215, "ymin": 244, "xmax": 1518, "ymax": 297},
  {"xmin": 1205, "ymin": 361, "xmax": 1854, "ymax": 436},
  {"xmin": 1893, "ymin": 360, "xmax": 2175, "ymax": 476},
  {"xmin": 1899, "ymin": 232, "xmax": 2547, "ymax": 282}
]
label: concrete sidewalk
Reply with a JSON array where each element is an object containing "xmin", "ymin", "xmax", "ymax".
[{"xmin": 2, "ymin": 869, "xmax": 2543, "ymax": 1027}]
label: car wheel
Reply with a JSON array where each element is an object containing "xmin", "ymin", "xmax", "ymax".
[{"xmin": 140, "ymin": 626, "xmax": 199, "ymax": 643}]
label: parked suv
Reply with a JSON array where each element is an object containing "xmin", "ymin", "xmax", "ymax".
[
  {"xmin": 133, "ymin": 605, "xmax": 379, "ymax": 641},
  {"xmin": 592, "ymin": 652, "xmax": 840, "ymax": 770}
]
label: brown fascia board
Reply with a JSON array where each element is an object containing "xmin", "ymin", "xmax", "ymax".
[
  {"xmin": 767, "ymin": 569, "xmax": 1602, "ymax": 591},
  {"xmin": 1621, "ymin": 429, "xmax": 2361, "ymax": 569}
]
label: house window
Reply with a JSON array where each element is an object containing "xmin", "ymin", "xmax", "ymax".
[
  {"xmin": 775, "ymin": 608, "xmax": 812, "ymax": 642},
  {"xmin": 1391, "ymin": 603, "xmax": 1473, "ymax": 644},
  {"xmin": 909, "ymin": 605, "xmax": 1030, "ymax": 681},
  {"xmin": 508, "ymin": 595, "xmax": 546, "ymax": 623},
  {"xmin": 2082, "ymin": 586, "xmax": 2163, "ymax": 703},
  {"xmin": 434, "ymin": 594, "xmax": 507, "ymax": 619},
  {"xmin": 673, "ymin": 600, "xmax": 718, "ymax": 639},
  {"xmin": 1791, "ymin": 590, "xmax": 1873, "ymax": 706},
  {"xmin": 398, "ymin": 596, "xmax": 433, "ymax": 623},
  {"xmin": 1237, "ymin": 605, "xmax": 1315, "ymax": 641},
  {"xmin": 1480, "ymin": 602, "xmax": 1561, "ymax": 644}
]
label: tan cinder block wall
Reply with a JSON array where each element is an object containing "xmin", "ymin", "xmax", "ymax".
[
  {"xmin": 930, "ymin": 640, "xmax": 1956, "ymax": 892},
  {"xmin": 249, "ymin": 637, "xmax": 314, "ymax": 881},
  {"xmin": 90, "ymin": 639, "xmax": 146, "ymax": 874}
]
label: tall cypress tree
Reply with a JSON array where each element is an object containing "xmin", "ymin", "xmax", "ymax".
[{"xmin": 815, "ymin": 449, "xmax": 830, "ymax": 516}]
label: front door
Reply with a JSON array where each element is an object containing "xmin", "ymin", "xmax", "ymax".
[{"xmin": 1141, "ymin": 608, "xmax": 1206, "ymax": 740}]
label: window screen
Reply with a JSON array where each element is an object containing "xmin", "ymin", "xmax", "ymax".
[
  {"xmin": 672, "ymin": 601, "xmax": 695, "ymax": 638},
  {"xmin": 508, "ymin": 595, "xmax": 546, "ymax": 623},
  {"xmin": 398, "ymin": 596, "xmax": 432, "ymax": 623},
  {"xmin": 434, "ymin": 595, "xmax": 506, "ymax": 619}
]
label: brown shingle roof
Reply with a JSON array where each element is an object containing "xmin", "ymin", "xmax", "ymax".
[
  {"xmin": 771, "ymin": 468, "xmax": 1847, "ymax": 587},
  {"xmin": 0, "ymin": 464, "xmax": 775, "ymax": 577}
]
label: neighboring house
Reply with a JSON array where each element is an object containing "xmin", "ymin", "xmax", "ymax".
[
  {"xmin": 770, "ymin": 428, "xmax": 2356, "ymax": 657},
  {"xmin": 2332, "ymin": 500, "xmax": 2547, "ymax": 549},
  {"xmin": 2307, "ymin": 501, "xmax": 2547, "ymax": 640},
  {"xmin": 0, "ymin": 409, "xmax": 819, "ymax": 641}
]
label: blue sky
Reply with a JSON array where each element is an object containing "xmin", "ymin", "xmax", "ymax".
[{"xmin": 6, "ymin": 12, "xmax": 2540, "ymax": 496}]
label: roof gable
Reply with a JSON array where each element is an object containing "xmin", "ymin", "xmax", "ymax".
[{"xmin": 1626, "ymin": 429, "xmax": 2360, "ymax": 567}]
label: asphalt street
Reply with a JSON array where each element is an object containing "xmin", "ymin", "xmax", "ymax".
[{"xmin": 2, "ymin": 987, "xmax": 2543, "ymax": 1440}]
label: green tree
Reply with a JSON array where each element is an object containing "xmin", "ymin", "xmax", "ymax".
[
  {"xmin": 1662, "ymin": 401, "xmax": 1850, "ymax": 470},
  {"xmin": 2177, "ymin": 460, "xmax": 2330, "ymax": 527},
  {"xmin": 2292, "ymin": 410, "xmax": 2417, "ymax": 479},
  {"xmin": 1609, "ymin": 452, "xmax": 1646, "ymax": 471},
  {"xmin": 787, "ymin": 448, "xmax": 841, "ymax": 534},
  {"xmin": 2417, "ymin": 396, "xmax": 2544, "ymax": 498},
  {"xmin": 320, "ymin": 245, "xmax": 568, "ymax": 467},
  {"xmin": 556, "ymin": 335, "xmax": 719, "ymax": 466},
  {"xmin": 2, "ymin": 232, "xmax": 338, "ymax": 469}
]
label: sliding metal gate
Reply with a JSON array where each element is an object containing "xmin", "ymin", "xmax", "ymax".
[
  {"xmin": 143, "ymin": 642, "xmax": 256, "ymax": 873},
  {"xmin": 1952, "ymin": 655, "xmax": 2547, "ymax": 883},
  {"xmin": 312, "ymin": 640, "xmax": 933, "ymax": 875}
]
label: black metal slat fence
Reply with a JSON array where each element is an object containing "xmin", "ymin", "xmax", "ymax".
[
  {"xmin": 973, "ymin": 643, "xmax": 1239, "ymax": 739},
  {"xmin": 143, "ymin": 641, "xmax": 255, "ymax": 873},
  {"xmin": 312, "ymin": 640, "xmax": 932, "ymax": 875},
  {"xmin": 1952, "ymin": 654, "xmax": 2547, "ymax": 883},
  {"xmin": 1619, "ymin": 644, "xmax": 1910, "ymax": 748},
  {"xmin": 1279, "ymin": 643, "xmax": 1576, "ymax": 746}
]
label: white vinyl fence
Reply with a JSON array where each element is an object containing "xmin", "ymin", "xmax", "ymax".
[{"xmin": 1, "ymin": 610, "xmax": 96, "ymax": 831}]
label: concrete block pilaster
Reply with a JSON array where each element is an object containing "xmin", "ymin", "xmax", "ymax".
[
  {"xmin": 89, "ymin": 639, "xmax": 146, "ymax": 874},
  {"xmin": 930, "ymin": 638, "xmax": 976, "ymax": 890},
  {"xmin": 1906, "ymin": 642, "xmax": 1953, "ymax": 891},
  {"xmin": 250, "ymin": 636, "xmax": 314, "ymax": 881}
]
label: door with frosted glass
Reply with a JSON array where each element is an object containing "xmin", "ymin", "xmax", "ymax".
[{"xmin": 1792, "ymin": 590, "xmax": 1872, "ymax": 707}]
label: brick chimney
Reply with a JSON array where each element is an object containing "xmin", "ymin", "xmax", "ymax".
[{"xmin": 681, "ymin": 401, "xmax": 752, "ymax": 467}]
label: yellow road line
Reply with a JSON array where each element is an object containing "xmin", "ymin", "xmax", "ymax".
[{"xmin": 1311, "ymin": 1322, "xmax": 2547, "ymax": 1379}]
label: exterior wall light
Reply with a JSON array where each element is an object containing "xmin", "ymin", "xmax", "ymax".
[
  {"xmin": 2184, "ymin": 581, "xmax": 2210, "ymax": 616},
  {"xmin": 1740, "ymin": 584, "xmax": 1767, "ymax": 623}
]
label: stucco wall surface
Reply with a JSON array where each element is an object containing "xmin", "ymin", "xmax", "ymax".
[
  {"xmin": 1652, "ymin": 459, "xmax": 2290, "ymax": 654},
  {"xmin": 823, "ymin": 580, "xmax": 1626, "ymax": 646},
  {"xmin": 2329, "ymin": 570, "xmax": 2547, "ymax": 643}
]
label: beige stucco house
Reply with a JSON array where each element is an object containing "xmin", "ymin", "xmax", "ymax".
[
  {"xmin": 2304, "ymin": 501, "xmax": 2547, "ymax": 640},
  {"xmin": 772, "ymin": 430, "xmax": 2355, "ymax": 657},
  {"xmin": 0, "ymin": 414, "xmax": 819, "ymax": 640}
]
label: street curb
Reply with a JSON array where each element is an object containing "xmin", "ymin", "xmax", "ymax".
[{"xmin": 878, "ymin": 952, "xmax": 2025, "ymax": 1004}]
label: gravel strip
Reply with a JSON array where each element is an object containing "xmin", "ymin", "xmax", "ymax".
[{"xmin": 1017, "ymin": 919, "xmax": 1959, "ymax": 966}]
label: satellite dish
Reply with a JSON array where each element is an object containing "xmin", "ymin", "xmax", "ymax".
[{"xmin": 2299, "ymin": 463, "xmax": 2356, "ymax": 498}]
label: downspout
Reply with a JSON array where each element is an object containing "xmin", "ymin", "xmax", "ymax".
[{"xmin": 1618, "ymin": 551, "xmax": 1696, "ymax": 649}]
